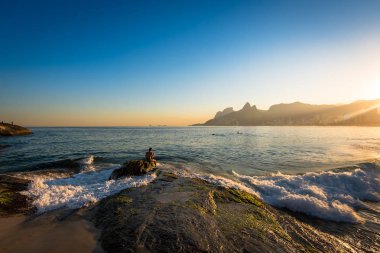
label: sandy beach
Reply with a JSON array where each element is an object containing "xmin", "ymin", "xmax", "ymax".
[{"xmin": 0, "ymin": 211, "xmax": 104, "ymax": 253}]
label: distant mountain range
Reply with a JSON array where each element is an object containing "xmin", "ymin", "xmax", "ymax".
[{"xmin": 193, "ymin": 99, "xmax": 380, "ymax": 126}]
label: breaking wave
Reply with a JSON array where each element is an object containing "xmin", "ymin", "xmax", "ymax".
[
  {"xmin": 23, "ymin": 165, "xmax": 157, "ymax": 213},
  {"xmin": 20, "ymin": 157, "xmax": 380, "ymax": 223},
  {"xmin": 233, "ymin": 164, "xmax": 380, "ymax": 223},
  {"xmin": 160, "ymin": 162, "xmax": 380, "ymax": 223},
  {"xmin": 80, "ymin": 155, "xmax": 96, "ymax": 171}
]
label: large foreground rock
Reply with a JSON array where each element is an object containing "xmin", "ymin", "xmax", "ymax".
[
  {"xmin": 0, "ymin": 123, "xmax": 32, "ymax": 136},
  {"xmin": 91, "ymin": 172, "xmax": 362, "ymax": 253},
  {"xmin": 109, "ymin": 160, "xmax": 157, "ymax": 180}
]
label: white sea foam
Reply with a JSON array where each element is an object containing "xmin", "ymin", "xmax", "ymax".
[
  {"xmin": 159, "ymin": 163, "xmax": 380, "ymax": 223},
  {"xmin": 232, "ymin": 166, "xmax": 380, "ymax": 223},
  {"xmin": 22, "ymin": 161, "xmax": 380, "ymax": 222},
  {"xmin": 23, "ymin": 165, "xmax": 157, "ymax": 213}
]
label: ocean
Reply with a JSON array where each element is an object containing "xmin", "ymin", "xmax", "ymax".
[{"xmin": 1, "ymin": 126, "xmax": 380, "ymax": 225}]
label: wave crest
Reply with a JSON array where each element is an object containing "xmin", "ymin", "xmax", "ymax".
[
  {"xmin": 159, "ymin": 162, "xmax": 380, "ymax": 223},
  {"xmin": 23, "ymin": 166, "xmax": 157, "ymax": 213},
  {"xmin": 233, "ymin": 165, "xmax": 380, "ymax": 223},
  {"xmin": 80, "ymin": 155, "xmax": 96, "ymax": 171}
]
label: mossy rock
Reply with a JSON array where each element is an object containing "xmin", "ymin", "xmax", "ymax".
[
  {"xmin": 91, "ymin": 174, "xmax": 357, "ymax": 252},
  {"xmin": 0, "ymin": 190, "xmax": 32, "ymax": 215},
  {"xmin": 214, "ymin": 188, "xmax": 264, "ymax": 208},
  {"xmin": 0, "ymin": 191, "xmax": 13, "ymax": 205},
  {"xmin": 0, "ymin": 175, "xmax": 33, "ymax": 215},
  {"xmin": 113, "ymin": 195, "xmax": 133, "ymax": 205}
]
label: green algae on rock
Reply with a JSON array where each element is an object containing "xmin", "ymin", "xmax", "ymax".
[
  {"xmin": 0, "ymin": 175, "xmax": 34, "ymax": 215},
  {"xmin": 91, "ymin": 172, "xmax": 356, "ymax": 253}
]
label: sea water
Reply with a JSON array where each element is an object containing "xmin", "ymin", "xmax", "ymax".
[{"xmin": 1, "ymin": 126, "xmax": 380, "ymax": 223}]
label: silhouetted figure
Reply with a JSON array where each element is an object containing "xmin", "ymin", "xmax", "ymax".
[
  {"xmin": 11, "ymin": 121, "xmax": 13, "ymax": 126},
  {"xmin": 145, "ymin": 147, "xmax": 156, "ymax": 163}
]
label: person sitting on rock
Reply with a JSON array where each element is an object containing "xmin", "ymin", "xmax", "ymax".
[{"xmin": 145, "ymin": 147, "xmax": 156, "ymax": 163}]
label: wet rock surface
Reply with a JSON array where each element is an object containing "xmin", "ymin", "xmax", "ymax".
[
  {"xmin": 91, "ymin": 172, "xmax": 358, "ymax": 253},
  {"xmin": 0, "ymin": 175, "xmax": 34, "ymax": 215},
  {"xmin": 109, "ymin": 160, "xmax": 157, "ymax": 180},
  {"xmin": 25, "ymin": 158, "xmax": 83, "ymax": 174},
  {"xmin": 0, "ymin": 123, "xmax": 32, "ymax": 136},
  {"xmin": 294, "ymin": 211, "xmax": 380, "ymax": 253}
]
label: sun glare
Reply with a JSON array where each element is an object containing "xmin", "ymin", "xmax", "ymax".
[
  {"xmin": 364, "ymin": 81, "xmax": 380, "ymax": 104},
  {"xmin": 375, "ymin": 86, "xmax": 380, "ymax": 98},
  {"xmin": 370, "ymin": 81, "xmax": 380, "ymax": 98}
]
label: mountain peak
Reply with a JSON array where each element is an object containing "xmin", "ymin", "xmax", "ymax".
[
  {"xmin": 214, "ymin": 107, "xmax": 234, "ymax": 119},
  {"xmin": 242, "ymin": 102, "xmax": 251, "ymax": 110}
]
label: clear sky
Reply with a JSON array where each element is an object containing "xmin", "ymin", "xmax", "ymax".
[{"xmin": 1, "ymin": 0, "xmax": 380, "ymax": 126}]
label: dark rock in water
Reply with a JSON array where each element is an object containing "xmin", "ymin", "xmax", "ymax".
[
  {"xmin": 109, "ymin": 160, "xmax": 157, "ymax": 180},
  {"xmin": 91, "ymin": 172, "xmax": 355, "ymax": 253},
  {"xmin": 14, "ymin": 158, "xmax": 85, "ymax": 179},
  {"xmin": 0, "ymin": 122, "xmax": 32, "ymax": 136},
  {"xmin": 0, "ymin": 175, "xmax": 30, "ymax": 191},
  {"xmin": 0, "ymin": 144, "xmax": 10, "ymax": 150},
  {"xmin": 27, "ymin": 159, "xmax": 82, "ymax": 174},
  {"xmin": 0, "ymin": 175, "xmax": 34, "ymax": 215}
]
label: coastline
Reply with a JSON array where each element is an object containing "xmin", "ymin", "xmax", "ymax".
[{"xmin": 0, "ymin": 165, "xmax": 379, "ymax": 252}]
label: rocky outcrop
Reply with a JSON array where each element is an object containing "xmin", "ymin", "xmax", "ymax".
[
  {"xmin": 109, "ymin": 160, "xmax": 157, "ymax": 180},
  {"xmin": 0, "ymin": 175, "xmax": 34, "ymax": 215},
  {"xmin": 91, "ymin": 172, "xmax": 357, "ymax": 253},
  {"xmin": 0, "ymin": 122, "xmax": 32, "ymax": 136}
]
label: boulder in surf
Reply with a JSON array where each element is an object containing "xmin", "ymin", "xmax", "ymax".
[{"xmin": 109, "ymin": 160, "xmax": 157, "ymax": 180}]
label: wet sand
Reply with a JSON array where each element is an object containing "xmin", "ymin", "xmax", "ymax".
[{"xmin": 0, "ymin": 212, "xmax": 104, "ymax": 253}]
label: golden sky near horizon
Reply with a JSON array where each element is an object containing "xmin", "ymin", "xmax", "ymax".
[{"xmin": 2, "ymin": 2, "xmax": 380, "ymax": 127}]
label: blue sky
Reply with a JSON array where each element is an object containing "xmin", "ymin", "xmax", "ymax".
[{"xmin": 1, "ymin": 0, "xmax": 380, "ymax": 126}]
